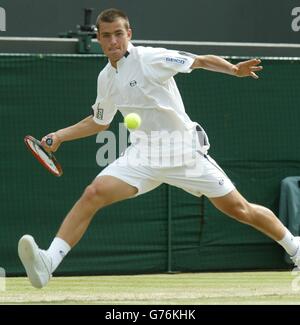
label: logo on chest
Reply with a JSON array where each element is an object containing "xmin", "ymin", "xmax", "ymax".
[{"xmin": 129, "ymin": 80, "xmax": 137, "ymax": 87}]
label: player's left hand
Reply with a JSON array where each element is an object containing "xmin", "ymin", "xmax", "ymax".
[{"xmin": 234, "ymin": 58, "xmax": 263, "ymax": 79}]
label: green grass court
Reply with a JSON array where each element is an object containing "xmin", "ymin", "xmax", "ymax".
[{"xmin": 1, "ymin": 272, "xmax": 300, "ymax": 305}]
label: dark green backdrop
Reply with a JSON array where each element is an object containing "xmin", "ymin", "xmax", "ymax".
[
  {"xmin": 1, "ymin": 54, "xmax": 299, "ymax": 275},
  {"xmin": 1, "ymin": 0, "xmax": 300, "ymax": 43}
]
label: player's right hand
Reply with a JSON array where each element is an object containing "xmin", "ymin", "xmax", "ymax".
[{"xmin": 41, "ymin": 132, "xmax": 61, "ymax": 153}]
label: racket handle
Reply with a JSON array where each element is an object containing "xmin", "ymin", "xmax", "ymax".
[{"xmin": 46, "ymin": 137, "xmax": 53, "ymax": 146}]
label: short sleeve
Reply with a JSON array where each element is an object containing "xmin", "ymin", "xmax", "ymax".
[
  {"xmin": 91, "ymin": 72, "xmax": 118, "ymax": 125},
  {"xmin": 142, "ymin": 48, "xmax": 196, "ymax": 83},
  {"xmin": 91, "ymin": 98, "xmax": 117, "ymax": 125}
]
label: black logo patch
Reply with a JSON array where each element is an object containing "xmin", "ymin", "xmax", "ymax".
[
  {"xmin": 96, "ymin": 104, "xmax": 104, "ymax": 120},
  {"xmin": 130, "ymin": 80, "xmax": 137, "ymax": 87}
]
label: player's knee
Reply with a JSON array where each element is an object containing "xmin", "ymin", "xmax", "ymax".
[
  {"xmin": 82, "ymin": 184, "xmax": 107, "ymax": 208},
  {"xmin": 230, "ymin": 202, "xmax": 253, "ymax": 224}
]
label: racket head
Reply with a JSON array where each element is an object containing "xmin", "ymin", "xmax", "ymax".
[{"xmin": 24, "ymin": 135, "xmax": 63, "ymax": 177}]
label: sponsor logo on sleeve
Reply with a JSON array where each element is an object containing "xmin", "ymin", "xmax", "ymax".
[
  {"xmin": 96, "ymin": 104, "xmax": 104, "ymax": 120},
  {"xmin": 166, "ymin": 57, "xmax": 187, "ymax": 64}
]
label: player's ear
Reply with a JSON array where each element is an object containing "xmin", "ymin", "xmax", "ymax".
[{"xmin": 127, "ymin": 28, "xmax": 132, "ymax": 40}]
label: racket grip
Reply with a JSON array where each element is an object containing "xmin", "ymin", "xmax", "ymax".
[{"xmin": 46, "ymin": 137, "xmax": 53, "ymax": 146}]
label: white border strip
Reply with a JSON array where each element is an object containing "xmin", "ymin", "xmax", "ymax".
[
  {"xmin": 132, "ymin": 40, "xmax": 300, "ymax": 48},
  {"xmin": 0, "ymin": 53, "xmax": 299, "ymax": 60},
  {"xmin": 1, "ymin": 37, "xmax": 300, "ymax": 49},
  {"xmin": 0, "ymin": 53, "xmax": 105, "ymax": 57},
  {"xmin": 0, "ymin": 37, "xmax": 77, "ymax": 42}
]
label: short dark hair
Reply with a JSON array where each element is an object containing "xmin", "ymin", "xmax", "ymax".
[{"xmin": 96, "ymin": 8, "xmax": 130, "ymax": 31}]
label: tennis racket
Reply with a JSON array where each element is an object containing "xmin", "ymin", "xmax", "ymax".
[{"xmin": 24, "ymin": 135, "xmax": 63, "ymax": 177}]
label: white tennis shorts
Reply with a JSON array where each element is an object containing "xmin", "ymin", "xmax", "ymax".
[{"xmin": 97, "ymin": 148, "xmax": 234, "ymax": 198}]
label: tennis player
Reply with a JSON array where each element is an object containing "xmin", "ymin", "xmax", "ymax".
[{"xmin": 18, "ymin": 8, "xmax": 300, "ymax": 288}]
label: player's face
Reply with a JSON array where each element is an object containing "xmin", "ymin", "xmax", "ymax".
[{"xmin": 97, "ymin": 18, "xmax": 132, "ymax": 68}]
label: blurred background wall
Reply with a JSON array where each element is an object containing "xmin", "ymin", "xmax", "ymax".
[{"xmin": 0, "ymin": 0, "xmax": 299, "ymax": 43}]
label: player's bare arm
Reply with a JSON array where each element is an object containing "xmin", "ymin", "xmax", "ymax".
[
  {"xmin": 42, "ymin": 116, "xmax": 109, "ymax": 152},
  {"xmin": 191, "ymin": 55, "xmax": 263, "ymax": 79}
]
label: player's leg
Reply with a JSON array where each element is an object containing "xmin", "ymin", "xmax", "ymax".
[
  {"xmin": 56, "ymin": 175, "xmax": 137, "ymax": 247},
  {"xmin": 209, "ymin": 189, "xmax": 300, "ymax": 266},
  {"xmin": 209, "ymin": 189, "xmax": 285, "ymax": 240},
  {"xmin": 163, "ymin": 153, "xmax": 300, "ymax": 268},
  {"xmin": 18, "ymin": 150, "xmax": 162, "ymax": 288},
  {"xmin": 18, "ymin": 175, "xmax": 137, "ymax": 289}
]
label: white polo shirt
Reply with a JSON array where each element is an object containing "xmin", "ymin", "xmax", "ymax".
[{"xmin": 92, "ymin": 42, "xmax": 210, "ymax": 166}]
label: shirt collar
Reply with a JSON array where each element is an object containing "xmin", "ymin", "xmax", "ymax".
[
  {"xmin": 119, "ymin": 41, "xmax": 133, "ymax": 61},
  {"xmin": 109, "ymin": 42, "xmax": 133, "ymax": 71},
  {"xmin": 126, "ymin": 41, "xmax": 134, "ymax": 54}
]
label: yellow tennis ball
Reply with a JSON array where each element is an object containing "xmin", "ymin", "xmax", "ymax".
[{"xmin": 124, "ymin": 113, "xmax": 141, "ymax": 129}]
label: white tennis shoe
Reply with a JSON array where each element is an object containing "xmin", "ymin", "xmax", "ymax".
[
  {"xmin": 18, "ymin": 235, "xmax": 52, "ymax": 289},
  {"xmin": 291, "ymin": 237, "xmax": 300, "ymax": 269}
]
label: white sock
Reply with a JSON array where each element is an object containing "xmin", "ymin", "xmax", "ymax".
[
  {"xmin": 47, "ymin": 237, "xmax": 71, "ymax": 273},
  {"xmin": 277, "ymin": 228, "xmax": 299, "ymax": 256}
]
